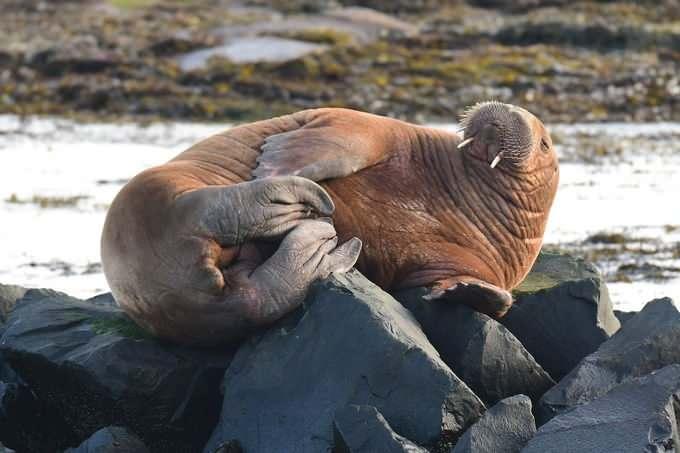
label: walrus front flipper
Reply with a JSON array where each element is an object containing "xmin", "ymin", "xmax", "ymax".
[
  {"xmin": 426, "ymin": 278, "xmax": 513, "ymax": 318},
  {"xmin": 226, "ymin": 220, "xmax": 362, "ymax": 325},
  {"xmin": 173, "ymin": 176, "xmax": 335, "ymax": 246},
  {"xmin": 254, "ymin": 108, "xmax": 402, "ymax": 182}
]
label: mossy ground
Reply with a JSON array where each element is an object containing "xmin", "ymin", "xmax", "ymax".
[{"xmin": 1, "ymin": 1, "xmax": 679, "ymax": 123}]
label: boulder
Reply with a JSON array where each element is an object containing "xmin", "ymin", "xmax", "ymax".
[
  {"xmin": 452, "ymin": 395, "xmax": 536, "ymax": 453},
  {"xmin": 204, "ymin": 271, "xmax": 486, "ymax": 453},
  {"xmin": 0, "ymin": 289, "xmax": 236, "ymax": 453},
  {"xmin": 500, "ymin": 251, "xmax": 620, "ymax": 380},
  {"xmin": 614, "ymin": 309, "xmax": 637, "ymax": 324},
  {"xmin": 523, "ymin": 365, "xmax": 680, "ymax": 453},
  {"xmin": 333, "ymin": 405, "xmax": 427, "ymax": 453},
  {"xmin": 395, "ymin": 288, "xmax": 554, "ymax": 405},
  {"xmin": 64, "ymin": 426, "xmax": 149, "ymax": 453},
  {"xmin": 538, "ymin": 297, "xmax": 680, "ymax": 423}
]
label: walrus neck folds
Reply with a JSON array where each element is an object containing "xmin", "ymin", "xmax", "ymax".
[{"xmin": 409, "ymin": 106, "xmax": 558, "ymax": 288}]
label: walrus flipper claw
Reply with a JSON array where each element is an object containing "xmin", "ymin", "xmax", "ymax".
[
  {"xmin": 426, "ymin": 278, "xmax": 513, "ymax": 319},
  {"xmin": 244, "ymin": 220, "xmax": 362, "ymax": 325},
  {"xmin": 173, "ymin": 176, "xmax": 335, "ymax": 245}
]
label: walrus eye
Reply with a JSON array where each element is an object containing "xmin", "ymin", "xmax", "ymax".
[{"xmin": 540, "ymin": 138, "xmax": 550, "ymax": 152}]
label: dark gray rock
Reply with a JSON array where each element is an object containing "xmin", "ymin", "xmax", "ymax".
[
  {"xmin": 614, "ymin": 309, "xmax": 637, "ymax": 325},
  {"xmin": 395, "ymin": 288, "xmax": 554, "ymax": 405},
  {"xmin": 0, "ymin": 283, "xmax": 27, "ymax": 325},
  {"xmin": 452, "ymin": 395, "xmax": 536, "ymax": 453},
  {"xmin": 64, "ymin": 426, "xmax": 149, "ymax": 453},
  {"xmin": 204, "ymin": 270, "xmax": 486, "ymax": 453},
  {"xmin": 501, "ymin": 251, "xmax": 620, "ymax": 380},
  {"xmin": 0, "ymin": 288, "xmax": 236, "ymax": 453},
  {"xmin": 538, "ymin": 297, "xmax": 680, "ymax": 423},
  {"xmin": 333, "ymin": 405, "xmax": 427, "ymax": 453},
  {"xmin": 523, "ymin": 365, "xmax": 680, "ymax": 453},
  {"xmin": 1, "ymin": 379, "xmax": 66, "ymax": 452}
]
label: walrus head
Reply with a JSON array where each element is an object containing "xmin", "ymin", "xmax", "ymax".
[{"xmin": 457, "ymin": 101, "xmax": 555, "ymax": 173}]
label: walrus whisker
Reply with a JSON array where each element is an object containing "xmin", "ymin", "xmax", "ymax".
[
  {"xmin": 490, "ymin": 153, "xmax": 502, "ymax": 169},
  {"xmin": 457, "ymin": 137, "xmax": 475, "ymax": 149}
]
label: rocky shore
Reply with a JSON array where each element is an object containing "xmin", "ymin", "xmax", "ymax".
[
  {"xmin": 1, "ymin": 250, "xmax": 679, "ymax": 452},
  {"xmin": 1, "ymin": 0, "xmax": 679, "ymax": 123}
]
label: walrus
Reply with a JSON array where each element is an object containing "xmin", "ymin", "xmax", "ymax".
[{"xmin": 101, "ymin": 101, "xmax": 559, "ymax": 346}]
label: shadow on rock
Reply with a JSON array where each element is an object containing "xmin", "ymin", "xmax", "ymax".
[{"xmin": 0, "ymin": 289, "xmax": 237, "ymax": 453}]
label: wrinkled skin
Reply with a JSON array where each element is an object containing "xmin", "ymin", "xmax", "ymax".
[{"xmin": 101, "ymin": 102, "xmax": 559, "ymax": 346}]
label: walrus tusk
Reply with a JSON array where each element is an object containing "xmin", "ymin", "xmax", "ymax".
[
  {"xmin": 457, "ymin": 137, "xmax": 475, "ymax": 149},
  {"xmin": 490, "ymin": 153, "xmax": 502, "ymax": 168}
]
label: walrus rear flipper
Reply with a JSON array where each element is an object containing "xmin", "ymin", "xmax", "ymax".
[
  {"xmin": 254, "ymin": 108, "xmax": 400, "ymax": 182},
  {"xmin": 224, "ymin": 220, "xmax": 362, "ymax": 327},
  {"xmin": 426, "ymin": 278, "xmax": 513, "ymax": 319}
]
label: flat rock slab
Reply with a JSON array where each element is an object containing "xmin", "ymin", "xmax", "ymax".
[
  {"xmin": 523, "ymin": 365, "xmax": 680, "ymax": 453},
  {"xmin": 178, "ymin": 6, "xmax": 418, "ymax": 70},
  {"xmin": 501, "ymin": 251, "xmax": 620, "ymax": 380},
  {"xmin": 0, "ymin": 289, "xmax": 236, "ymax": 453},
  {"xmin": 538, "ymin": 297, "xmax": 680, "ymax": 423},
  {"xmin": 204, "ymin": 270, "xmax": 485, "ymax": 453},
  {"xmin": 396, "ymin": 288, "xmax": 554, "ymax": 405},
  {"xmin": 333, "ymin": 405, "xmax": 427, "ymax": 453},
  {"xmin": 65, "ymin": 426, "xmax": 149, "ymax": 453},
  {"xmin": 177, "ymin": 37, "xmax": 327, "ymax": 70},
  {"xmin": 452, "ymin": 395, "xmax": 536, "ymax": 453}
]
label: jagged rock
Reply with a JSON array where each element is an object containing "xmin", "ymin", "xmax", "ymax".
[
  {"xmin": 204, "ymin": 271, "xmax": 485, "ymax": 453},
  {"xmin": 64, "ymin": 426, "xmax": 149, "ymax": 453},
  {"xmin": 0, "ymin": 288, "xmax": 236, "ymax": 453},
  {"xmin": 0, "ymin": 283, "xmax": 27, "ymax": 325},
  {"xmin": 395, "ymin": 288, "xmax": 554, "ymax": 405},
  {"xmin": 500, "ymin": 251, "xmax": 620, "ymax": 380},
  {"xmin": 452, "ymin": 395, "xmax": 536, "ymax": 453},
  {"xmin": 523, "ymin": 365, "xmax": 680, "ymax": 453},
  {"xmin": 333, "ymin": 405, "xmax": 427, "ymax": 452},
  {"xmin": 538, "ymin": 297, "xmax": 680, "ymax": 423},
  {"xmin": 614, "ymin": 309, "xmax": 636, "ymax": 324}
]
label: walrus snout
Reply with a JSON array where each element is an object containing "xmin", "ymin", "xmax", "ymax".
[{"xmin": 458, "ymin": 101, "xmax": 533, "ymax": 168}]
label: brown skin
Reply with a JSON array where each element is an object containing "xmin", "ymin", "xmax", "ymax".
[{"xmin": 101, "ymin": 102, "xmax": 559, "ymax": 346}]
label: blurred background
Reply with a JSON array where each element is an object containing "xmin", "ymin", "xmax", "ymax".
[{"xmin": 0, "ymin": 0, "xmax": 679, "ymax": 310}]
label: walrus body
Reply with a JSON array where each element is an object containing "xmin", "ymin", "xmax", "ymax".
[{"xmin": 102, "ymin": 103, "xmax": 559, "ymax": 345}]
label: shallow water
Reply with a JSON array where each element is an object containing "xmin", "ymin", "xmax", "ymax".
[{"xmin": 0, "ymin": 116, "xmax": 678, "ymax": 311}]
